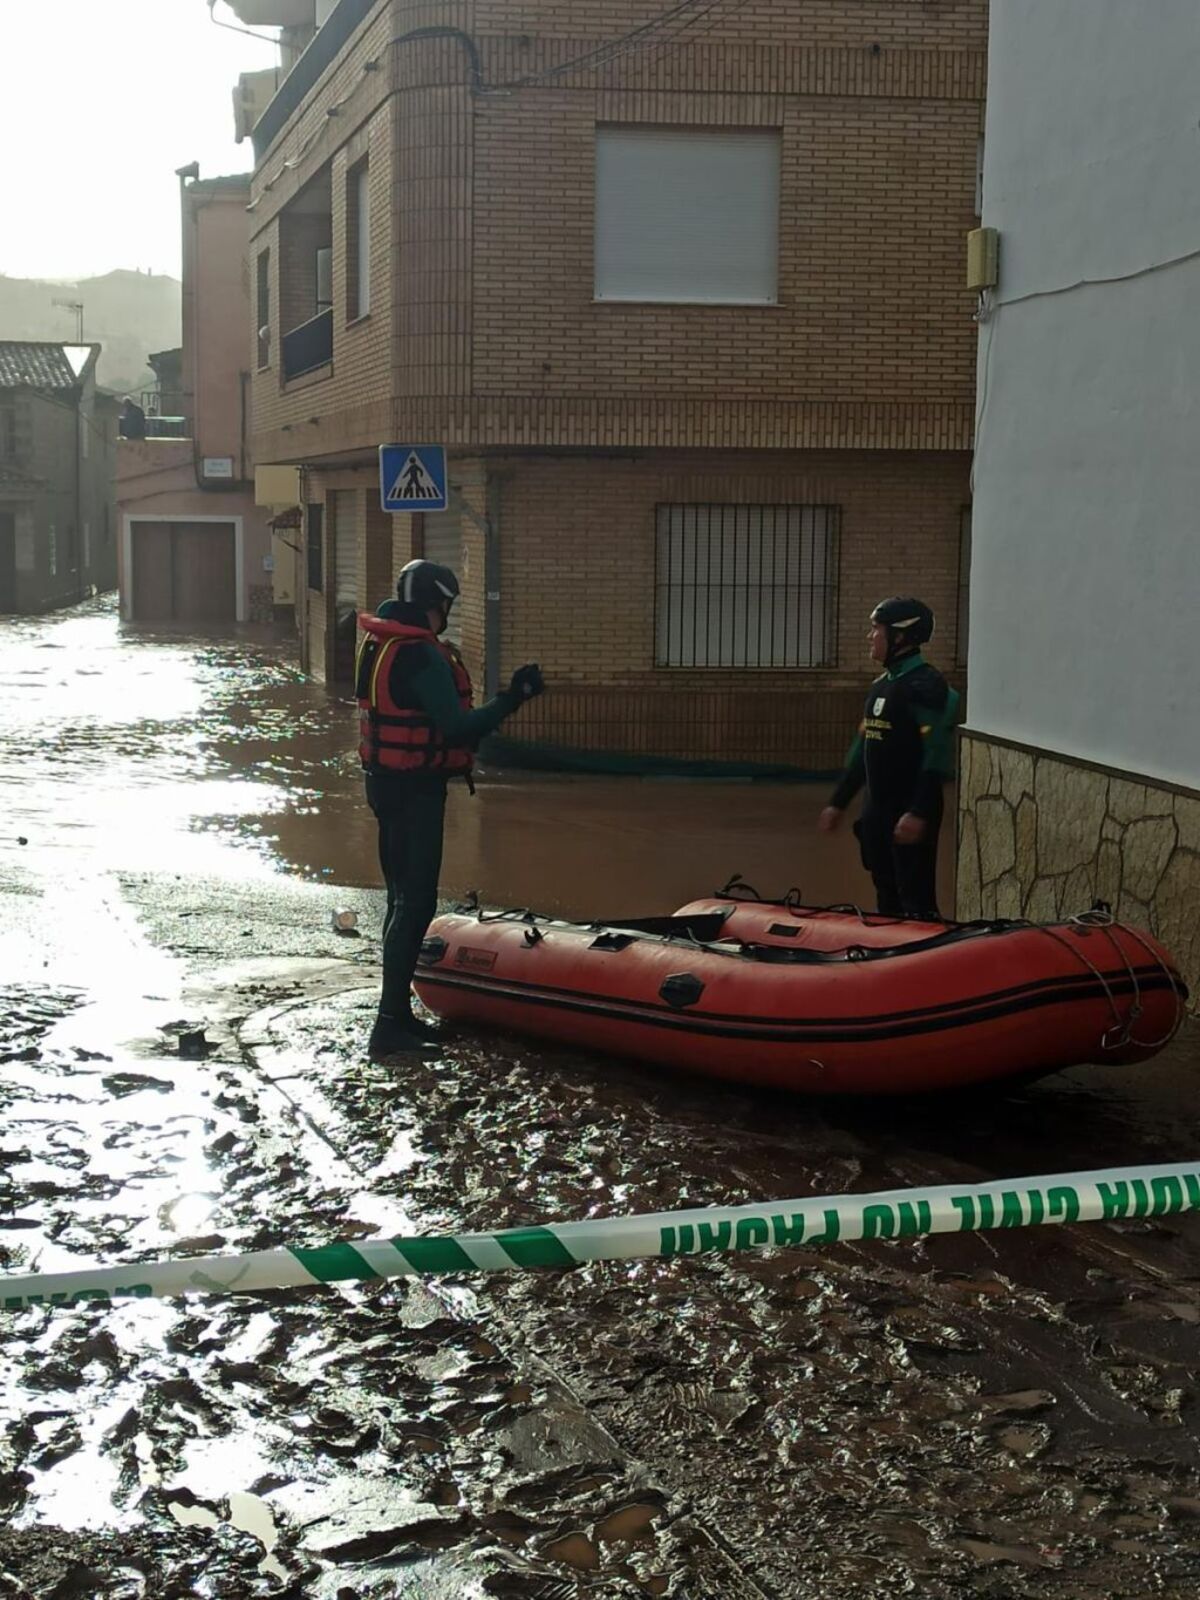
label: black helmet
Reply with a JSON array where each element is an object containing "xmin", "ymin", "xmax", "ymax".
[
  {"xmin": 396, "ymin": 559, "xmax": 459, "ymax": 611},
  {"xmin": 871, "ymin": 596, "xmax": 935, "ymax": 646}
]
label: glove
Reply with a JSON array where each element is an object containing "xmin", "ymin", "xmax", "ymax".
[{"xmin": 508, "ymin": 663, "xmax": 545, "ymax": 700}]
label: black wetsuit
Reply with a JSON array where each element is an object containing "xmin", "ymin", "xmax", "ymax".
[
  {"xmin": 362, "ymin": 603, "xmax": 519, "ymax": 1021},
  {"xmin": 829, "ymin": 652, "xmax": 959, "ymax": 918}
]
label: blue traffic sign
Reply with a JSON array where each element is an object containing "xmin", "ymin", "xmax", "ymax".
[{"xmin": 379, "ymin": 444, "xmax": 448, "ymax": 512}]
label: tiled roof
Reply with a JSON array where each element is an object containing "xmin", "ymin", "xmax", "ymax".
[{"xmin": 0, "ymin": 343, "xmax": 86, "ymax": 391}]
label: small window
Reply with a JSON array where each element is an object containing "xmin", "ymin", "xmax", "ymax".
[
  {"xmin": 0, "ymin": 407, "xmax": 15, "ymax": 460},
  {"xmin": 256, "ymin": 250, "xmax": 271, "ymax": 368},
  {"xmin": 347, "ymin": 160, "xmax": 371, "ymax": 320},
  {"xmin": 306, "ymin": 503, "xmax": 324, "ymax": 592},
  {"xmin": 595, "ymin": 127, "xmax": 780, "ymax": 305},
  {"xmin": 655, "ymin": 504, "xmax": 839, "ymax": 669},
  {"xmin": 957, "ymin": 506, "xmax": 972, "ymax": 666}
]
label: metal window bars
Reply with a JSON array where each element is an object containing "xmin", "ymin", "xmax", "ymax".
[{"xmin": 654, "ymin": 503, "xmax": 840, "ymax": 669}]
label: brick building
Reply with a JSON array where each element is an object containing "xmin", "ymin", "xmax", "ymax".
[
  {"xmin": 242, "ymin": 0, "xmax": 985, "ymax": 769},
  {"xmin": 116, "ymin": 173, "xmax": 275, "ymax": 624},
  {"xmin": 0, "ymin": 343, "xmax": 118, "ymax": 613}
]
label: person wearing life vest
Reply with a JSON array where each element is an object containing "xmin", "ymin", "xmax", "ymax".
[
  {"xmin": 357, "ymin": 559, "xmax": 544, "ymax": 1058},
  {"xmin": 818, "ymin": 597, "xmax": 959, "ymax": 919}
]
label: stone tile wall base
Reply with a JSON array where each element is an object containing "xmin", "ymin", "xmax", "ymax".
[{"xmin": 958, "ymin": 732, "xmax": 1200, "ymax": 1011}]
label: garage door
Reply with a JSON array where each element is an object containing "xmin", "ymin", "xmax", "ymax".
[{"xmin": 131, "ymin": 521, "xmax": 236, "ymax": 622}]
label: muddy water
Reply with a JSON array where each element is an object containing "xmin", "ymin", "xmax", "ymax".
[
  {"xmin": 277, "ymin": 990, "xmax": 1200, "ymax": 1599},
  {"xmin": 2, "ymin": 598, "xmax": 1198, "ymax": 1597},
  {"xmin": 0, "ymin": 596, "xmax": 951, "ymax": 922}
]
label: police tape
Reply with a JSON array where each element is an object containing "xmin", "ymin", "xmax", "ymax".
[{"xmin": 3, "ymin": 1160, "xmax": 1198, "ymax": 1310}]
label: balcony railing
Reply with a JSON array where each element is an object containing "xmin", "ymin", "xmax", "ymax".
[
  {"xmin": 118, "ymin": 409, "xmax": 189, "ymax": 441},
  {"xmin": 141, "ymin": 390, "xmax": 188, "ymax": 417},
  {"xmin": 282, "ymin": 308, "xmax": 333, "ymax": 380},
  {"xmin": 252, "ymin": 0, "xmax": 376, "ymax": 161}
]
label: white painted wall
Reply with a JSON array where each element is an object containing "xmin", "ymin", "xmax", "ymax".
[{"xmin": 968, "ymin": 0, "xmax": 1200, "ymax": 788}]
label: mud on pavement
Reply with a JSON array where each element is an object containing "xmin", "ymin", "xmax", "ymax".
[
  {"xmin": 0, "ymin": 975, "xmax": 770, "ymax": 1599},
  {"xmin": 235, "ymin": 987, "xmax": 1200, "ymax": 1600},
  {"xmin": 3, "ymin": 601, "xmax": 1200, "ymax": 1596}
]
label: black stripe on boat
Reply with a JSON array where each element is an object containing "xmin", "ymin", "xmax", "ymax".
[{"xmin": 416, "ymin": 965, "xmax": 1180, "ymax": 1046}]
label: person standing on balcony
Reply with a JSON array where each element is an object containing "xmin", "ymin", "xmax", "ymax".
[
  {"xmin": 356, "ymin": 559, "xmax": 544, "ymax": 1059},
  {"xmin": 818, "ymin": 597, "xmax": 958, "ymax": 920},
  {"xmin": 118, "ymin": 396, "xmax": 145, "ymax": 440}
]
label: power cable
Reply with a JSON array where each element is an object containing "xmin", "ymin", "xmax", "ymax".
[
  {"xmin": 491, "ymin": 0, "xmax": 718, "ymax": 89},
  {"xmin": 207, "ymin": 0, "xmax": 279, "ymax": 47}
]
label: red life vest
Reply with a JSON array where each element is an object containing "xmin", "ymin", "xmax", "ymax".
[{"xmin": 355, "ymin": 612, "xmax": 474, "ymax": 776}]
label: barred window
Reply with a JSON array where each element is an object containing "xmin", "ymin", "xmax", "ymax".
[{"xmin": 655, "ymin": 504, "xmax": 839, "ymax": 669}]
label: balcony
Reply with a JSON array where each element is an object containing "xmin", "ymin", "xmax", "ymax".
[
  {"xmin": 229, "ymin": 0, "xmax": 314, "ymax": 22},
  {"xmin": 252, "ymin": 0, "xmax": 376, "ymax": 160},
  {"xmin": 282, "ymin": 309, "xmax": 333, "ymax": 381},
  {"xmin": 118, "ymin": 393, "xmax": 190, "ymax": 440}
]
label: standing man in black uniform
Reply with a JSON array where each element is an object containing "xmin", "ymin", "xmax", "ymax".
[
  {"xmin": 356, "ymin": 559, "xmax": 544, "ymax": 1058},
  {"xmin": 818, "ymin": 597, "xmax": 958, "ymax": 919}
]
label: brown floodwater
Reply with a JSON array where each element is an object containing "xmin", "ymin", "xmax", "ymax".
[{"xmin": 0, "ymin": 595, "xmax": 953, "ymax": 922}]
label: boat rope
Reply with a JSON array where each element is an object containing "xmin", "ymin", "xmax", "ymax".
[
  {"xmin": 1027, "ymin": 908, "xmax": 1185, "ymax": 1052},
  {"xmin": 1090, "ymin": 915, "xmax": 1187, "ymax": 1049}
]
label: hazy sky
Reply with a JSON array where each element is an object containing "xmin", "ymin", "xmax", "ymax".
[{"xmin": 0, "ymin": 1, "xmax": 276, "ymax": 281}]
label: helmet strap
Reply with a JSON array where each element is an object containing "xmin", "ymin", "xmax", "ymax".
[{"xmin": 886, "ymin": 629, "xmax": 919, "ymax": 665}]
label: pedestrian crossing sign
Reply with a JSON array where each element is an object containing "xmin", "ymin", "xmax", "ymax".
[{"xmin": 379, "ymin": 444, "xmax": 448, "ymax": 512}]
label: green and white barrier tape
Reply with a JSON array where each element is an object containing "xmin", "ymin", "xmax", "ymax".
[{"xmin": 3, "ymin": 1161, "xmax": 1198, "ymax": 1311}]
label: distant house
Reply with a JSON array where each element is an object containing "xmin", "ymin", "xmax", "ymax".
[
  {"xmin": 0, "ymin": 341, "xmax": 117, "ymax": 613},
  {"xmin": 115, "ymin": 174, "xmax": 274, "ymax": 624}
]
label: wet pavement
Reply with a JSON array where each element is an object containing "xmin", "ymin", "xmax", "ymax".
[{"xmin": 1, "ymin": 597, "xmax": 1198, "ymax": 1598}]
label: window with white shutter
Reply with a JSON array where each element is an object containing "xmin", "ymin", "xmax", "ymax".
[{"xmin": 595, "ymin": 127, "xmax": 781, "ymax": 305}]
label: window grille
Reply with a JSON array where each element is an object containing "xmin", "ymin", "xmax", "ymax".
[{"xmin": 655, "ymin": 504, "xmax": 839, "ymax": 669}]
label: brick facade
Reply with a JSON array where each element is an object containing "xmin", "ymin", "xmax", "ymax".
[
  {"xmin": 299, "ymin": 446, "xmax": 968, "ymax": 767},
  {"xmin": 249, "ymin": 0, "xmax": 985, "ymax": 764}
]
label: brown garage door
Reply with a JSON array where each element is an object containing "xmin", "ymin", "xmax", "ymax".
[{"xmin": 132, "ymin": 521, "xmax": 236, "ymax": 622}]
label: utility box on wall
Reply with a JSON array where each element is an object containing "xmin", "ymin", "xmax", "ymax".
[{"xmin": 966, "ymin": 227, "xmax": 999, "ymax": 290}]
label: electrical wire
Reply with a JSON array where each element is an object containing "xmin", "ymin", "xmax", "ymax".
[
  {"xmin": 491, "ymin": 0, "xmax": 721, "ymax": 89},
  {"xmin": 247, "ymin": 0, "xmax": 758, "ymax": 206},
  {"xmin": 207, "ymin": 0, "xmax": 279, "ymax": 47},
  {"xmin": 971, "ymin": 239, "xmax": 1200, "ymax": 490},
  {"xmin": 639, "ymin": 0, "xmax": 750, "ymax": 60}
]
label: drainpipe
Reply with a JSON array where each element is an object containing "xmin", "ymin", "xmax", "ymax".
[
  {"xmin": 298, "ymin": 465, "xmax": 310, "ymax": 673},
  {"xmin": 453, "ymin": 474, "xmax": 502, "ymax": 697},
  {"xmin": 74, "ymin": 390, "xmax": 83, "ymax": 603},
  {"xmin": 484, "ymin": 471, "xmax": 502, "ymax": 699}
]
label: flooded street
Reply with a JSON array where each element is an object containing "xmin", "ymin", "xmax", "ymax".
[{"xmin": 2, "ymin": 597, "xmax": 1199, "ymax": 1598}]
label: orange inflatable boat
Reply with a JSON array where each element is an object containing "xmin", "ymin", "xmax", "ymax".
[{"xmin": 413, "ymin": 889, "xmax": 1187, "ymax": 1096}]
